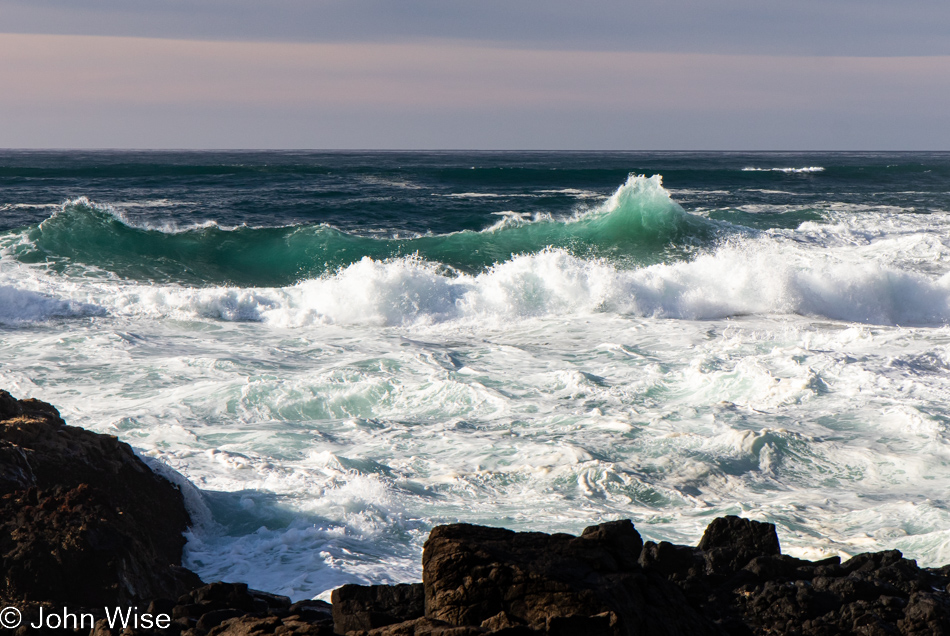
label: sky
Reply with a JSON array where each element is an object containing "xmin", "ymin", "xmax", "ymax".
[{"xmin": 2, "ymin": 0, "xmax": 949, "ymax": 149}]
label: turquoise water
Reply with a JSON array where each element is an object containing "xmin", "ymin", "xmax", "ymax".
[{"xmin": 2, "ymin": 151, "xmax": 950, "ymax": 598}]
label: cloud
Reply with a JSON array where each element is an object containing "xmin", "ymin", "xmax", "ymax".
[
  {"xmin": 3, "ymin": 0, "xmax": 950, "ymax": 56},
  {"xmin": 2, "ymin": 33, "xmax": 949, "ymax": 149}
]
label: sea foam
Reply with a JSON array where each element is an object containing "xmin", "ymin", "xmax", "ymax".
[
  {"xmin": 77, "ymin": 239, "xmax": 950, "ymax": 329},
  {"xmin": 741, "ymin": 167, "xmax": 825, "ymax": 173},
  {"xmin": 0, "ymin": 284, "xmax": 105, "ymax": 324}
]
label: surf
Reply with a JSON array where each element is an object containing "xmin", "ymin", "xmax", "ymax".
[{"xmin": 11, "ymin": 176, "xmax": 724, "ymax": 287}]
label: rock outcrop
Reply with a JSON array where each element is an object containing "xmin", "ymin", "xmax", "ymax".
[
  {"xmin": 0, "ymin": 391, "xmax": 337, "ymax": 635},
  {"xmin": 421, "ymin": 519, "xmax": 716, "ymax": 635},
  {"xmin": 332, "ymin": 584, "xmax": 425, "ymax": 635},
  {"xmin": 333, "ymin": 516, "xmax": 950, "ymax": 636},
  {"xmin": 0, "ymin": 390, "xmax": 200, "ymax": 607}
]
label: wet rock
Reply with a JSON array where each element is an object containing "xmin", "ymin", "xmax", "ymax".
[
  {"xmin": 639, "ymin": 541, "xmax": 704, "ymax": 581},
  {"xmin": 421, "ymin": 520, "xmax": 722, "ymax": 635},
  {"xmin": 0, "ymin": 390, "xmax": 200, "ymax": 607},
  {"xmin": 332, "ymin": 583, "xmax": 425, "ymax": 634},
  {"xmin": 698, "ymin": 516, "xmax": 781, "ymax": 576},
  {"xmin": 290, "ymin": 600, "xmax": 334, "ymax": 623}
]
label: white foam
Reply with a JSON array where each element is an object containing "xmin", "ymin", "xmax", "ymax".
[
  {"xmin": 48, "ymin": 196, "xmax": 257, "ymax": 234},
  {"xmin": 31, "ymin": 232, "xmax": 948, "ymax": 329},
  {"xmin": 439, "ymin": 192, "xmax": 538, "ymax": 198},
  {"xmin": 0, "ymin": 203, "xmax": 60, "ymax": 211},
  {"xmin": 0, "ymin": 284, "xmax": 104, "ymax": 324},
  {"xmin": 535, "ymin": 188, "xmax": 606, "ymax": 199},
  {"xmin": 742, "ymin": 167, "xmax": 825, "ymax": 173}
]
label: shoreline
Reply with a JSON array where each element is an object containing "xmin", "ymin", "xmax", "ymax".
[{"xmin": 2, "ymin": 390, "xmax": 949, "ymax": 635}]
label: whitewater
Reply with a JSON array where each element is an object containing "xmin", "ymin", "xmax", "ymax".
[{"xmin": 2, "ymin": 151, "xmax": 950, "ymax": 600}]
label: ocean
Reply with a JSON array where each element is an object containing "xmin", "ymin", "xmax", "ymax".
[{"xmin": 2, "ymin": 150, "xmax": 950, "ymax": 600}]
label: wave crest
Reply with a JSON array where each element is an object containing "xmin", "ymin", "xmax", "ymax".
[
  {"xmin": 13, "ymin": 176, "xmax": 723, "ymax": 286},
  {"xmin": 90, "ymin": 242, "xmax": 950, "ymax": 328}
]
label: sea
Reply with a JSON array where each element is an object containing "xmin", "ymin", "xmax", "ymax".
[{"xmin": 2, "ymin": 150, "xmax": 950, "ymax": 600}]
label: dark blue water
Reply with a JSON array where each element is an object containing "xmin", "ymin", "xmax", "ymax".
[{"xmin": 3, "ymin": 151, "xmax": 949, "ymax": 232}]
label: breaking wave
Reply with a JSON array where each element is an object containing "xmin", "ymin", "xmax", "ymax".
[
  {"xmin": 81, "ymin": 243, "xmax": 950, "ymax": 328},
  {"xmin": 12, "ymin": 176, "xmax": 724, "ymax": 286}
]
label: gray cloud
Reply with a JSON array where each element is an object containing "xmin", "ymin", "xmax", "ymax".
[
  {"xmin": 3, "ymin": 35, "xmax": 949, "ymax": 150},
  {"xmin": 3, "ymin": 0, "xmax": 950, "ymax": 56}
]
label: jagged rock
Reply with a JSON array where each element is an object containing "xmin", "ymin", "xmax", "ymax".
[
  {"xmin": 638, "ymin": 520, "xmax": 950, "ymax": 636},
  {"xmin": 638, "ymin": 541, "xmax": 704, "ymax": 581},
  {"xmin": 331, "ymin": 583, "xmax": 425, "ymax": 634},
  {"xmin": 697, "ymin": 516, "xmax": 781, "ymax": 576},
  {"xmin": 205, "ymin": 613, "xmax": 333, "ymax": 635},
  {"xmin": 290, "ymin": 600, "xmax": 334, "ymax": 624},
  {"xmin": 353, "ymin": 616, "xmax": 484, "ymax": 636},
  {"xmin": 421, "ymin": 519, "xmax": 722, "ymax": 636},
  {"xmin": 0, "ymin": 390, "xmax": 201, "ymax": 607}
]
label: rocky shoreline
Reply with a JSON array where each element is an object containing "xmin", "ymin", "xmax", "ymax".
[{"xmin": 2, "ymin": 390, "xmax": 949, "ymax": 635}]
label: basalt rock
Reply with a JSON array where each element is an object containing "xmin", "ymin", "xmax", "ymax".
[
  {"xmin": 637, "ymin": 517, "xmax": 950, "ymax": 635},
  {"xmin": 418, "ymin": 519, "xmax": 720, "ymax": 636},
  {"xmin": 336, "ymin": 517, "xmax": 950, "ymax": 636},
  {"xmin": 331, "ymin": 584, "xmax": 425, "ymax": 634},
  {"xmin": 0, "ymin": 390, "xmax": 201, "ymax": 607},
  {"xmin": 87, "ymin": 582, "xmax": 334, "ymax": 636}
]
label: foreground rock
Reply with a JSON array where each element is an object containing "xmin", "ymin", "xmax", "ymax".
[
  {"xmin": 334, "ymin": 517, "xmax": 950, "ymax": 635},
  {"xmin": 0, "ymin": 390, "xmax": 199, "ymax": 608},
  {"xmin": 0, "ymin": 391, "xmax": 335, "ymax": 635},
  {"xmin": 421, "ymin": 520, "xmax": 717, "ymax": 635}
]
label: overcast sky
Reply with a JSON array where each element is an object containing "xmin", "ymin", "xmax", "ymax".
[{"xmin": 2, "ymin": 1, "xmax": 950, "ymax": 149}]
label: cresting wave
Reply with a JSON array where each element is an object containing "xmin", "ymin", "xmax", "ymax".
[
  {"xmin": 11, "ymin": 176, "xmax": 719, "ymax": 286},
  {"xmin": 8, "ymin": 241, "xmax": 949, "ymax": 328},
  {"xmin": 4, "ymin": 173, "xmax": 950, "ymax": 328}
]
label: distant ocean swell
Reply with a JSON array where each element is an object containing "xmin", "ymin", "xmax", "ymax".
[{"xmin": 3, "ymin": 174, "xmax": 950, "ymax": 328}]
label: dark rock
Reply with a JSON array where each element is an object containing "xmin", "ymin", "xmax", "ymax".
[
  {"xmin": 479, "ymin": 611, "xmax": 525, "ymax": 631},
  {"xmin": 698, "ymin": 516, "xmax": 781, "ymax": 576},
  {"xmin": 197, "ymin": 608, "xmax": 248, "ymax": 632},
  {"xmin": 290, "ymin": 599, "xmax": 334, "ymax": 623},
  {"xmin": 639, "ymin": 540, "xmax": 704, "ymax": 581},
  {"xmin": 698, "ymin": 516, "xmax": 782, "ymax": 555},
  {"xmin": 545, "ymin": 613, "xmax": 613, "ymax": 636},
  {"xmin": 251, "ymin": 589, "xmax": 293, "ymax": 613},
  {"xmin": 355, "ymin": 617, "xmax": 483, "ymax": 636},
  {"xmin": 206, "ymin": 615, "xmax": 282, "ymax": 635},
  {"xmin": 147, "ymin": 597, "xmax": 178, "ymax": 617},
  {"xmin": 332, "ymin": 583, "xmax": 425, "ymax": 634},
  {"xmin": 0, "ymin": 390, "xmax": 201, "ymax": 607},
  {"xmin": 183, "ymin": 582, "xmax": 261, "ymax": 613},
  {"xmin": 421, "ymin": 521, "xmax": 722, "ymax": 635},
  {"xmin": 0, "ymin": 441, "xmax": 34, "ymax": 491},
  {"xmin": 897, "ymin": 591, "xmax": 950, "ymax": 635},
  {"xmin": 743, "ymin": 554, "xmax": 820, "ymax": 582},
  {"xmin": 579, "ymin": 519, "xmax": 644, "ymax": 570}
]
